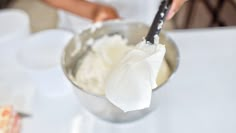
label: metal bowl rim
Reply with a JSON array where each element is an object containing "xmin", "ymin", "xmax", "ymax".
[{"xmin": 61, "ymin": 20, "xmax": 180, "ymax": 98}]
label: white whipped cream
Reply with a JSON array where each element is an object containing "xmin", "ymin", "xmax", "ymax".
[
  {"xmin": 75, "ymin": 35, "xmax": 169, "ymax": 111},
  {"xmin": 105, "ymin": 37, "xmax": 166, "ymax": 112},
  {"xmin": 75, "ymin": 35, "xmax": 131, "ymax": 95}
]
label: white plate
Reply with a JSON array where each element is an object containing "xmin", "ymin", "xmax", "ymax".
[{"xmin": 17, "ymin": 29, "xmax": 74, "ymax": 97}]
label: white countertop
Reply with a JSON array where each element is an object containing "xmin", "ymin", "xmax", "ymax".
[
  {"xmin": 1, "ymin": 27, "xmax": 235, "ymax": 133},
  {"xmin": 159, "ymin": 27, "xmax": 236, "ymax": 133}
]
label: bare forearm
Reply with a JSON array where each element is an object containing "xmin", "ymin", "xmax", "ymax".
[{"xmin": 43, "ymin": 0, "xmax": 98, "ymax": 20}]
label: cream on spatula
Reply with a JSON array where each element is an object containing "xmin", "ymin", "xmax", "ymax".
[{"xmin": 105, "ymin": 0, "xmax": 172, "ymax": 112}]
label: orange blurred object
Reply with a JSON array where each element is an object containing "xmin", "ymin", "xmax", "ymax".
[
  {"xmin": 93, "ymin": 4, "xmax": 120, "ymax": 22},
  {"xmin": 0, "ymin": 106, "xmax": 21, "ymax": 133}
]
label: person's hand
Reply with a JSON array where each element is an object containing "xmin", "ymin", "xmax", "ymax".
[
  {"xmin": 42, "ymin": 0, "xmax": 119, "ymax": 22},
  {"xmin": 93, "ymin": 4, "xmax": 120, "ymax": 22},
  {"xmin": 166, "ymin": 0, "xmax": 187, "ymax": 20}
]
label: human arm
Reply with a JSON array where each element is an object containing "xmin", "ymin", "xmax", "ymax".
[{"xmin": 42, "ymin": 0, "xmax": 119, "ymax": 22}]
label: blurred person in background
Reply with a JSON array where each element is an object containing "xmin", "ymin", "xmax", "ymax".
[
  {"xmin": 42, "ymin": 0, "xmax": 186, "ymax": 22},
  {"xmin": 0, "ymin": 0, "xmax": 186, "ymax": 32}
]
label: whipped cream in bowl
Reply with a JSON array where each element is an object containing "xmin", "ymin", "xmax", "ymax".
[{"xmin": 61, "ymin": 20, "xmax": 179, "ymax": 123}]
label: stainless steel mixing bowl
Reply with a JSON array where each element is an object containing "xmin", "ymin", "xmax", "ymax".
[{"xmin": 61, "ymin": 20, "xmax": 179, "ymax": 123}]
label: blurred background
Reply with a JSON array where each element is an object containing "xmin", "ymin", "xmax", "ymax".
[
  {"xmin": 173, "ymin": 0, "xmax": 236, "ymax": 29},
  {"xmin": 0, "ymin": 0, "xmax": 235, "ymax": 32}
]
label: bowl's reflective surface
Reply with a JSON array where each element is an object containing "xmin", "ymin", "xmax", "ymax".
[{"xmin": 61, "ymin": 21, "xmax": 179, "ymax": 123}]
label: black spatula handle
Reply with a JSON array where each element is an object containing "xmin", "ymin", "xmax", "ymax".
[{"xmin": 145, "ymin": 0, "xmax": 172, "ymax": 44}]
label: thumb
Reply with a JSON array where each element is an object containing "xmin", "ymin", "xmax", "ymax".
[{"xmin": 166, "ymin": 0, "xmax": 187, "ymax": 20}]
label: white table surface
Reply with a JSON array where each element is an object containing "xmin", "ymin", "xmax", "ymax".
[
  {"xmin": 1, "ymin": 27, "xmax": 235, "ymax": 133},
  {"xmin": 159, "ymin": 27, "xmax": 236, "ymax": 133}
]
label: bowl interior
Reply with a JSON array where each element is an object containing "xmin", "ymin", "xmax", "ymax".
[{"xmin": 62, "ymin": 21, "xmax": 179, "ymax": 95}]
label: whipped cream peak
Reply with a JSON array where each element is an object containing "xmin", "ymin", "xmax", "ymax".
[{"xmin": 105, "ymin": 35, "xmax": 166, "ymax": 112}]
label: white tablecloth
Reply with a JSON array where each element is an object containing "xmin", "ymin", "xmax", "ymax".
[
  {"xmin": 160, "ymin": 27, "xmax": 236, "ymax": 133},
  {"xmin": 14, "ymin": 27, "xmax": 236, "ymax": 133}
]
